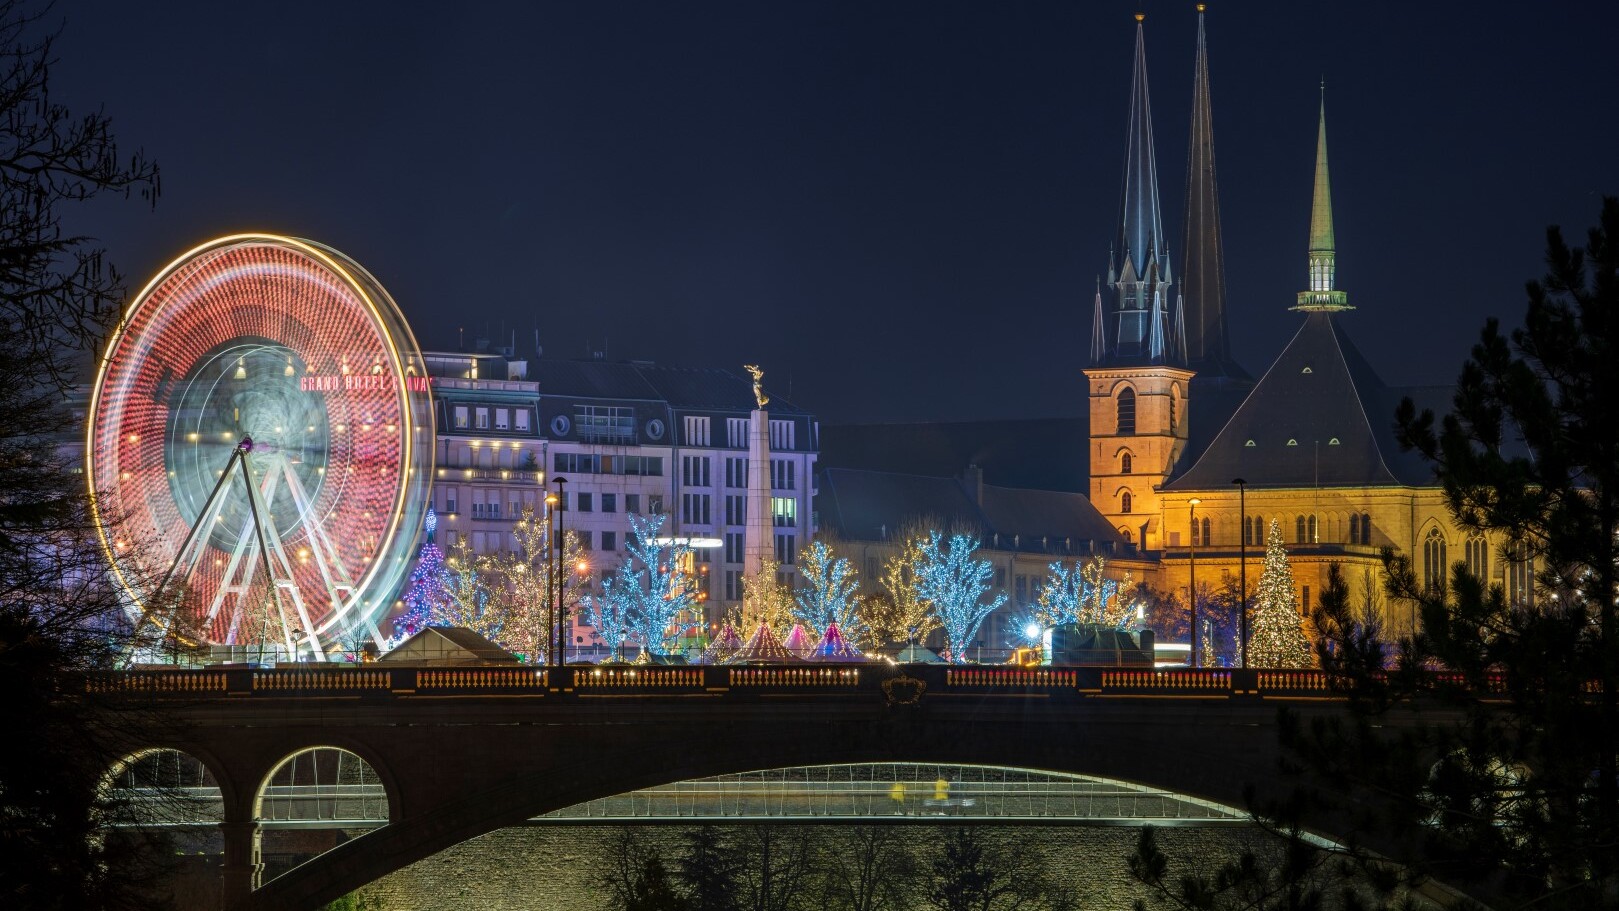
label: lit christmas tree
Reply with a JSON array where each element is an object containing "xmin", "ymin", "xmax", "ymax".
[
  {"xmin": 583, "ymin": 574, "xmax": 635, "ymax": 662},
  {"xmin": 791, "ymin": 540, "xmax": 865, "ymax": 645},
  {"xmin": 1248, "ymin": 519, "xmax": 1316, "ymax": 669},
  {"xmin": 621, "ymin": 513, "xmax": 698, "ymax": 657},
  {"xmin": 915, "ymin": 532, "xmax": 1007, "ymax": 664},
  {"xmin": 741, "ymin": 556, "xmax": 797, "ymax": 636},
  {"xmin": 392, "ymin": 509, "xmax": 454, "ymax": 643}
]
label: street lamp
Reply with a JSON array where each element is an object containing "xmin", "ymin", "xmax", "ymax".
[
  {"xmin": 551, "ymin": 476, "xmax": 569, "ymax": 669},
  {"xmin": 1188, "ymin": 498, "xmax": 1201, "ymax": 668},
  {"xmin": 1232, "ymin": 477, "xmax": 1248, "ymax": 669}
]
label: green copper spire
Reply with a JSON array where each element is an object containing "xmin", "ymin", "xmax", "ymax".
[{"xmin": 1294, "ymin": 91, "xmax": 1352, "ymax": 311}]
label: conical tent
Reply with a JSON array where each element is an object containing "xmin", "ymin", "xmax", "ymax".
[
  {"xmin": 892, "ymin": 641, "xmax": 946, "ymax": 664},
  {"xmin": 699, "ymin": 623, "xmax": 743, "ymax": 664},
  {"xmin": 727, "ymin": 621, "xmax": 799, "ymax": 664},
  {"xmin": 811, "ymin": 621, "xmax": 865, "ymax": 663},
  {"xmin": 783, "ymin": 623, "xmax": 815, "ymax": 659}
]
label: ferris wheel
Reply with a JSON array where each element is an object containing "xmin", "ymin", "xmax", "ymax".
[{"xmin": 87, "ymin": 235, "xmax": 433, "ymax": 660}]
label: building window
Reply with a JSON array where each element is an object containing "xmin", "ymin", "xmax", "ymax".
[
  {"xmin": 475, "ymin": 408, "xmax": 490, "ymax": 429},
  {"xmin": 775, "ymin": 533, "xmax": 796, "ymax": 565},
  {"xmin": 1116, "ymin": 388, "xmax": 1136, "ymax": 436},
  {"xmin": 1302, "ymin": 585, "xmax": 1311, "ymax": 614},
  {"xmin": 683, "ymin": 416, "xmax": 711, "ymax": 447},
  {"xmin": 577, "ymin": 492, "xmax": 593, "ymax": 513},
  {"xmin": 772, "ymin": 497, "xmax": 797, "ymax": 527},
  {"xmin": 724, "ymin": 570, "xmax": 742, "ymax": 601},
  {"xmin": 1121, "ymin": 453, "xmax": 1133, "ymax": 474},
  {"xmin": 601, "ymin": 531, "xmax": 617, "ymax": 552},
  {"xmin": 602, "ymin": 493, "xmax": 617, "ymax": 514},
  {"xmin": 770, "ymin": 420, "xmax": 795, "ymax": 450},
  {"xmin": 1423, "ymin": 528, "xmax": 1448, "ymax": 593},
  {"xmin": 1119, "ymin": 527, "xmax": 1132, "ymax": 544},
  {"xmin": 453, "ymin": 406, "xmax": 468, "ymax": 429},
  {"xmin": 1191, "ymin": 516, "xmax": 1209, "ymax": 547},
  {"xmin": 724, "ymin": 532, "xmax": 744, "ymax": 564},
  {"xmin": 1120, "ymin": 491, "xmax": 1132, "ymax": 514},
  {"xmin": 682, "ymin": 493, "xmax": 711, "ymax": 525},
  {"xmin": 621, "ymin": 455, "xmax": 664, "ymax": 477},
  {"xmin": 725, "ymin": 457, "xmax": 747, "ymax": 488},
  {"xmin": 515, "ymin": 410, "xmax": 530, "ymax": 432},
  {"xmin": 771, "ymin": 459, "xmax": 796, "ymax": 490},
  {"xmin": 444, "ymin": 491, "xmax": 458, "ymax": 514},
  {"xmin": 727, "ymin": 418, "xmax": 748, "ymax": 449},
  {"xmin": 1295, "ymin": 516, "xmax": 1307, "ymax": 544},
  {"xmin": 495, "ymin": 408, "xmax": 510, "ymax": 430},
  {"xmin": 1507, "ymin": 542, "xmax": 1532, "ymax": 607},
  {"xmin": 648, "ymin": 495, "xmax": 664, "ymax": 515},
  {"xmin": 576, "ymin": 530, "xmax": 593, "ymax": 550},
  {"xmin": 1465, "ymin": 533, "xmax": 1488, "ymax": 582},
  {"xmin": 682, "ymin": 456, "xmax": 711, "ymax": 487},
  {"xmin": 725, "ymin": 495, "xmax": 745, "ymax": 526},
  {"xmin": 573, "ymin": 405, "xmax": 635, "ymax": 444},
  {"xmin": 554, "ymin": 452, "xmax": 601, "ymax": 474}
]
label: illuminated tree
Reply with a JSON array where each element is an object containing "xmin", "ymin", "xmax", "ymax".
[
  {"xmin": 1247, "ymin": 520, "xmax": 1314, "ymax": 669},
  {"xmin": 877, "ymin": 534, "xmax": 940, "ymax": 641},
  {"xmin": 583, "ymin": 576, "xmax": 635, "ymax": 662},
  {"xmin": 1034, "ymin": 555, "xmax": 1137, "ymax": 631},
  {"xmin": 484, "ymin": 505, "xmax": 586, "ymax": 662},
  {"xmin": 612, "ymin": 513, "xmax": 698, "ymax": 657},
  {"xmin": 791, "ymin": 540, "xmax": 864, "ymax": 644},
  {"xmin": 392, "ymin": 509, "xmax": 453, "ymax": 642},
  {"xmin": 741, "ymin": 556, "xmax": 796, "ymax": 636},
  {"xmin": 915, "ymin": 532, "xmax": 1006, "ymax": 664}
]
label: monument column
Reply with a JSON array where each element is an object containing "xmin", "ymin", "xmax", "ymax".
[{"xmin": 742, "ymin": 365, "xmax": 773, "ymax": 601}]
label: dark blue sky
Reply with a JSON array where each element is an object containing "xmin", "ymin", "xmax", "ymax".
[{"xmin": 57, "ymin": 1, "xmax": 1619, "ymax": 422}]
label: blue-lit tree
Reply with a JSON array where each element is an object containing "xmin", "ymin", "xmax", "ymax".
[
  {"xmin": 791, "ymin": 540, "xmax": 864, "ymax": 644},
  {"xmin": 391, "ymin": 509, "xmax": 453, "ymax": 643},
  {"xmin": 915, "ymin": 532, "xmax": 1007, "ymax": 663},
  {"xmin": 1034, "ymin": 556, "xmax": 1137, "ymax": 632},
  {"xmin": 583, "ymin": 575, "xmax": 635, "ymax": 662},
  {"xmin": 603, "ymin": 513, "xmax": 698, "ymax": 657}
]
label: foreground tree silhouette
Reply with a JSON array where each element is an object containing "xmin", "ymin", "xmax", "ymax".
[
  {"xmin": 1131, "ymin": 199, "xmax": 1619, "ymax": 909},
  {"xmin": 0, "ymin": 2, "xmax": 161, "ymax": 907}
]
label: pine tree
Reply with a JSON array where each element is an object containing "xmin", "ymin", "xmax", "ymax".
[
  {"xmin": 1246, "ymin": 519, "xmax": 1314, "ymax": 669},
  {"xmin": 675, "ymin": 825, "xmax": 741, "ymax": 911},
  {"xmin": 391, "ymin": 509, "xmax": 453, "ymax": 643}
]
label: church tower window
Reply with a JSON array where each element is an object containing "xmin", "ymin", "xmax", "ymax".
[
  {"xmin": 1116, "ymin": 388, "xmax": 1136, "ymax": 436},
  {"xmin": 1120, "ymin": 453, "xmax": 1133, "ymax": 474},
  {"xmin": 1121, "ymin": 491, "xmax": 1133, "ymax": 514},
  {"xmin": 1465, "ymin": 534, "xmax": 1488, "ymax": 582},
  {"xmin": 1423, "ymin": 528, "xmax": 1448, "ymax": 593},
  {"xmin": 1507, "ymin": 542, "xmax": 1533, "ymax": 607}
]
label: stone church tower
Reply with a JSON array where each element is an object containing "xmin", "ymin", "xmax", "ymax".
[{"xmin": 1084, "ymin": 14, "xmax": 1193, "ymax": 550}]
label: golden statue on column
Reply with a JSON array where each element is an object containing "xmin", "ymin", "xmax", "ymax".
[{"xmin": 743, "ymin": 364, "xmax": 769, "ymax": 408}]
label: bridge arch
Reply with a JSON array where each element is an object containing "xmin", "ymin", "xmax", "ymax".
[
  {"xmin": 102, "ymin": 747, "xmax": 228, "ymax": 828},
  {"xmin": 254, "ymin": 746, "xmax": 393, "ymax": 886}
]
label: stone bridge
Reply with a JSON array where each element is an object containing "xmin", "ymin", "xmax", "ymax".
[{"xmin": 93, "ymin": 664, "xmax": 1426, "ymax": 911}]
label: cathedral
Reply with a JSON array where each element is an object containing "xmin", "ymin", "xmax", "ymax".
[{"xmin": 822, "ymin": 8, "xmax": 1527, "ymax": 645}]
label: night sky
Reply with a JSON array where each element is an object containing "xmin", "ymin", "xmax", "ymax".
[{"xmin": 56, "ymin": 1, "xmax": 1619, "ymax": 423}]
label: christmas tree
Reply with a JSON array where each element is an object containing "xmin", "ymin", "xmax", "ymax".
[
  {"xmin": 392, "ymin": 508, "xmax": 454, "ymax": 643},
  {"xmin": 1247, "ymin": 519, "xmax": 1315, "ymax": 668},
  {"xmin": 915, "ymin": 531, "xmax": 1007, "ymax": 664}
]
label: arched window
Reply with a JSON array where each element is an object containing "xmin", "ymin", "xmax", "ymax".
[
  {"xmin": 1200, "ymin": 517, "xmax": 1210, "ymax": 547},
  {"xmin": 1120, "ymin": 452, "xmax": 1133, "ymax": 474},
  {"xmin": 1116, "ymin": 388, "xmax": 1136, "ymax": 436},
  {"xmin": 1169, "ymin": 385, "xmax": 1180, "ymax": 433},
  {"xmin": 1465, "ymin": 534, "xmax": 1488, "ymax": 582},
  {"xmin": 1119, "ymin": 526, "xmax": 1133, "ymax": 544},
  {"xmin": 1244, "ymin": 515, "xmax": 1259, "ymax": 546},
  {"xmin": 1295, "ymin": 515, "xmax": 1307, "ymax": 544},
  {"xmin": 1348, "ymin": 513, "xmax": 1361, "ymax": 545},
  {"xmin": 1507, "ymin": 542, "xmax": 1532, "ymax": 607},
  {"xmin": 1423, "ymin": 528, "xmax": 1448, "ymax": 593},
  {"xmin": 1121, "ymin": 491, "xmax": 1133, "ymax": 514},
  {"xmin": 1360, "ymin": 513, "xmax": 1372, "ymax": 545},
  {"xmin": 1307, "ymin": 514, "xmax": 1318, "ymax": 543}
]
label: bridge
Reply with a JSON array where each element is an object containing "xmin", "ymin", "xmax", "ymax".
[{"xmin": 94, "ymin": 663, "xmax": 1434, "ymax": 911}]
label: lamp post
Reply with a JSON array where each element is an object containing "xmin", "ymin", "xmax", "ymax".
[
  {"xmin": 551, "ymin": 476, "xmax": 569, "ymax": 669},
  {"xmin": 1188, "ymin": 498, "xmax": 1201, "ymax": 668},
  {"xmin": 1232, "ymin": 477, "xmax": 1248, "ymax": 669}
]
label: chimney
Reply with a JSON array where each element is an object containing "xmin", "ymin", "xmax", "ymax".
[{"xmin": 962, "ymin": 463, "xmax": 985, "ymax": 505}]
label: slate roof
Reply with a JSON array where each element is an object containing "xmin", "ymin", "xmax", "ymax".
[
  {"xmin": 820, "ymin": 419, "xmax": 1091, "ymax": 492},
  {"xmin": 817, "ymin": 468, "xmax": 1124, "ymax": 554},
  {"xmin": 526, "ymin": 359, "xmax": 810, "ymax": 414},
  {"xmin": 1164, "ymin": 313, "xmax": 1438, "ymax": 490}
]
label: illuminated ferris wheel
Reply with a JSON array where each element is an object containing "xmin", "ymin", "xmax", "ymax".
[{"xmin": 87, "ymin": 235, "xmax": 433, "ymax": 660}]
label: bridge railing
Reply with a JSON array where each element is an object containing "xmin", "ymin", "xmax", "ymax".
[{"xmin": 82, "ymin": 665, "xmax": 1531, "ymax": 702}]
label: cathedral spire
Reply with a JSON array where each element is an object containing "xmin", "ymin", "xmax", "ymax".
[
  {"xmin": 1294, "ymin": 90, "xmax": 1352, "ymax": 311},
  {"xmin": 1180, "ymin": 4, "xmax": 1239, "ymax": 373},
  {"xmin": 1102, "ymin": 13, "xmax": 1179, "ymax": 364}
]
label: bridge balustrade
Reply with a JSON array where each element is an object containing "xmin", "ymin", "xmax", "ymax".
[
  {"xmin": 728, "ymin": 667, "xmax": 862, "ymax": 687},
  {"xmin": 945, "ymin": 668, "xmax": 1076, "ymax": 689},
  {"xmin": 416, "ymin": 668, "xmax": 548, "ymax": 691}
]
